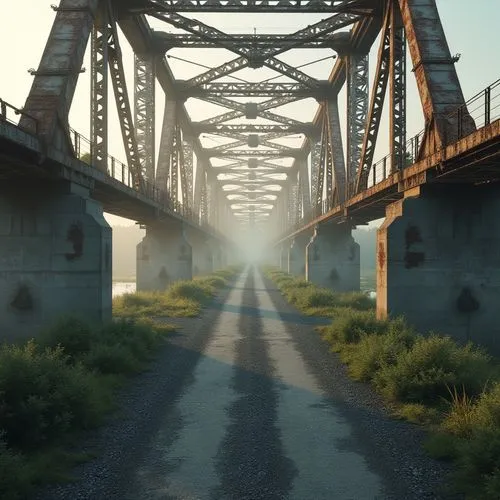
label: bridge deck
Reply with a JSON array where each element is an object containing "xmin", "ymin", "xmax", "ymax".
[{"xmin": 281, "ymin": 119, "xmax": 500, "ymax": 242}]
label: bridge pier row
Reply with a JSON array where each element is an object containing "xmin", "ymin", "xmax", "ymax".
[
  {"xmin": 0, "ymin": 181, "xmax": 112, "ymax": 341},
  {"xmin": 288, "ymin": 234, "xmax": 310, "ymax": 276},
  {"xmin": 136, "ymin": 222, "xmax": 192, "ymax": 291},
  {"xmin": 306, "ymin": 223, "xmax": 360, "ymax": 292},
  {"xmin": 188, "ymin": 232, "xmax": 213, "ymax": 276},
  {"xmin": 279, "ymin": 244, "xmax": 288, "ymax": 271},
  {"xmin": 377, "ymin": 184, "xmax": 500, "ymax": 353}
]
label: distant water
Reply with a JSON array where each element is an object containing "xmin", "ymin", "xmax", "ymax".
[{"xmin": 113, "ymin": 281, "xmax": 136, "ymax": 297}]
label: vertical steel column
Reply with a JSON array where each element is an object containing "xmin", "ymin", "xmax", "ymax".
[
  {"xmin": 90, "ymin": 4, "xmax": 109, "ymax": 171},
  {"xmin": 298, "ymin": 158, "xmax": 310, "ymax": 219},
  {"xmin": 134, "ymin": 53, "xmax": 155, "ymax": 183},
  {"xmin": 310, "ymin": 140, "xmax": 321, "ymax": 216},
  {"xmin": 390, "ymin": 0, "xmax": 406, "ymax": 171},
  {"xmin": 346, "ymin": 53, "xmax": 369, "ymax": 190},
  {"xmin": 156, "ymin": 99, "xmax": 176, "ymax": 193},
  {"xmin": 200, "ymin": 171, "xmax": 208, "ymax": 225},
  {"xmin": 326, "ymin": 99, "xmax": 346, "ymax": 202},
  {"xmin": 183, "ymin": 139, "xmax": 194, "ymax": 211},
  {"xmin": 107, "ymin": 4, "xmax": 143, "ymax": 189},
  {"xmin": 170, "ymin": 126, "xmax": 180, "ymax": 205}
]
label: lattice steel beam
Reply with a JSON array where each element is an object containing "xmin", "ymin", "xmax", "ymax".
[
  {"xmin": 390, "ymin": 0, "xmax": 406, "ymax": 171},
  {"xmin": 90, "ymin": 3, "xmax": 109, "ymax": 171},
  {"xmin": 346, "ymin": 53, "xmax": 368, "ymax": 190},
  {"xmin": 107, "ymin": 3, "xmax": 144, "ymax": 189},
  {"xmin": 134, "ymin": 53, "xmax": 156, "ymax": 182},
  {"xmin": 183, "ymin": 139, "xmax": 194, "ymax": 209},
  {"xmin": 326, "ymin": 99, "xmax": 346, "ymax": 203},
  {"xmin": 310, "ymin": 140, "xmax": 321, "ymax": 215},
  {"xmin": 144, "ymin": 0, "xmax": 373, "ymax": 14},
  {"xmin": 356, "ymin": 6, "xmax": 390, "ymax": 193},
  {"xmin": 206, "ymin": 149, "xmax": 303, "ymax": 158},
  {"xmin": 194, "ymin": 123, "xmax": 315, "ymax": 135},
  {"xmin": 180, "ymin": 82, "xmax": 330, "ymax": 98},
  {"xmin": 156, "ymin": 99, "xmax": 176, "ymax": 189}
]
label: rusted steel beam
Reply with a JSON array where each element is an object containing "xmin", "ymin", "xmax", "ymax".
[
  {"xmin": 398, "ymin": 0, "xmax": 475, "ymax": 156},
  {"xmin": 21, "ymin": 0, "xmax": 100, "ymax": 151}
]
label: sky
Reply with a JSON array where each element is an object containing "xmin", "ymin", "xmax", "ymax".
[{"xmin": 0, "ymin": 1, "xmax": 498, "ymax": 227}]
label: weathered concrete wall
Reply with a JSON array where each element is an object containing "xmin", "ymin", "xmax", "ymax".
[
  {"xmin": 187, "ymin": 231, "xmax": 213, "ymax": 276},
  {"xmin": 306, "ymin": 223, "xmax": 360, "ymax": 291},
  {"xmin": 288, "ymin": 234, "xmax": 311, "ymax": 277},
  {"xmin": 137, "ymin": 222, "xmax": 192, "ymax": 290},
  {"xmin": 377, "ymin": 184, "xmax": 500, "ymax": 353},
  {"xmin": 0, "ymin": 181, "xmax": 112, "ymax": 341}
]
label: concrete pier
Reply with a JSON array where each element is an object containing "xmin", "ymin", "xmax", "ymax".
[
  {"xmin": 306, "ymin": 223, "xmax": 360, "ymax": 291},
  {"xmin": 137, "ymin": 222, "xmax": 192, "ymax": 290},
  {"xmin": 288, "ymin": 234, "xmax": 310, "ymax": 276},
  {"xmin": 0, "ymin": 182, "xmax": 112, "ymax": 340},
  {"xmin": 377, "ymin": 184, "xmax": 500, "ymax": 353}
]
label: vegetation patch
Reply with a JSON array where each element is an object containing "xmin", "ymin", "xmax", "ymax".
[
  {"xmin": 0, "ymin": 266, "xmax": 241, "ymax": 498},
  {"xmin": 264, "ymin": 266, "xmax": 500, "ymax": 499}
]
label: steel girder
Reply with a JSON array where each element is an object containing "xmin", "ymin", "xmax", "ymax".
[
  {"xmin": 199, "ymin": 95, "xmax": 303, "ymax": 127},
  {"xmin": 180, "ymin": 82, "xmax": 331, "ymax": 99},
  {"xmin": 326, "ymin": 99, "xmax": 346, "ymax": 203},
  {"xmin": 153, "ymin": 33, "xmax": 351, "ymax": 50},
  {"xmin": 156, "ymin": 99, "xmax": 176, "ymax": 190},
  {"xmin": 310, "ymin": 141, "xmax": 321, "ymax": 215},
  {"xmin": 194, "ymin": 123, "xmax": 315, "ymax": 135},
  {"xmin": 355, "ymin": 5, "xmax": 391, "ymax": 193},
  {"xmin": 205, "ymin": 149, "xmax": 303, "ymax": 158},
  {"xmin": 143, "ymin": 0, "xmax": 374, "ymax": 13},
  {"xmin": 183, "ymin": 140, "xmax": 194, "ymax": 210},
  {"xmin": 21, "ymin": 0, "xmax": 100, "ymax": 147},
  {"xmin": 389, "ymin": 0, "xmax": 406, "ymax": 171},
  {"xmin": 154, "ymin": 9, "xmax": 360, "ymax": 87},
  {"xmin": 346, "ymin": 53, "xmax": 369, "ymax": 193},
  {"xmin": 134, "ymin": 53, "xmax": 156, "ymax": 182},
  {"xmin": 397, "ymin": 0, "xmax": 474, "ymax": 154},
  {"xmin": 90, "ymin": 4, "xmax": 109, "ymax": 171}
]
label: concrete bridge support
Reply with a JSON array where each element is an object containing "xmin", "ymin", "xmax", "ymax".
[
  {"xmin": 288, "ymin": 234, "xmax": 310, "ymax": 276},
  {"xmin": 279, "ymin": 244, "xmax": 288, "ymax": 271},
  {"xmin": 0, "ymin": 181, "xmax": 112, "ymax": 341},
  {"xmin": 377, "ymin": 185, "xmax": 500, "ymax": 353},
  {"xmin": 306, "ymin": 223, "xmax": 360, "ymax": 291},
  {"xmin": 137, "ymin": 222, "xmax": 192, "ymax": 290}
]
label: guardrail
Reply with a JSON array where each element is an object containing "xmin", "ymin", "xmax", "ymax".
[
  {"xmin": 283, "ymin": 78, "xmax": 500, "ymax": 235},
  {"xmin": 0, "ymin": 99, "xmax": 38, "ymax": 134},
  {"xmin": 0, "ymin": 99, "xmax": 220, "ymax": 234}
]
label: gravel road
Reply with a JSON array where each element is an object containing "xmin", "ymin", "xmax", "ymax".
[{"xmin": 36, "ymin": 266, "xmax": 458, "ymax": 500}]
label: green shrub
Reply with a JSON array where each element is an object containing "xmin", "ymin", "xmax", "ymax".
[
  {"xmin": 454, "ymin": 429, "xmax": 500, "ymax": 499},
  {"xmin": 39, "ymin": 316, "xmax": 96, "ymax": 359},
  {"xmin": 0, "ymin": 439, "xmax": 32, "ymax": 499},
  {"xmin": 322, "ymin": 309, "xmax": 387, "ymax": 346},
  {"xmin": 296, "ymin": 288, "xmax": 337, "ymax": 309},
  {"xmin": 394, "ymin": 403, "xmax": 441, "ymax": 426},
  {"xmin": 374, "ymin": 334, "xmax": 493, "ymax": 404},
  {"xmin": 423, "ymin": 432, "xmax": 461, "ymax": 461},
  {"xmin": 195, "ymin": 276, "xmax": 227, "ymax": 289},
  {"xmin": 336, "ymin": 292, "xmax": 375, "ymax": 311},
  {"xmin": 471, "ymin": 381, "xmax": 500, "ymax": 430},
  {"xmin": 167, "ymin": 281, "xmax": 213, "ymax": 303},
  {"xmin": 0, "ymin": 341, "xmax": 110, "ymax": 450},
  {"xmin": 339, "ymin": 317, "xmax": 414, "ymax": 381},
  {"xmin": 82, "ymin": 343, "xmax": 141, "ymax": 375}
]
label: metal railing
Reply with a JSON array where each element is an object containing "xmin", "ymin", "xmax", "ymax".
[
  {"xmin": 283, "ymin": 78, "xmax": 500, "ymax": 235},
  {"xmin": 0, "ymin": 99, "xmax": 38, "ymax": 135},
  {"xmin": 70, "ymin": 126, "xmax": 202, "ymax": 225}
]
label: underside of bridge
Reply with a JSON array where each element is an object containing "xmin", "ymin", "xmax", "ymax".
[{"xmin": 1, "ymin": 0, "xmax": 499, "ymax": 350}]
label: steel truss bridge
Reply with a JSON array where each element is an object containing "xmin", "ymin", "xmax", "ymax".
[{"xmin": 1, "ymin": 0, "xmax": 499, "ymax": 246}]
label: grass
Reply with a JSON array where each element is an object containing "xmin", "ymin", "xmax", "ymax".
[
  {"xmin": 0, "ymin": 265, "xmax": 242, "ymax": 498},
  {"xmin": 264, "ymin": 266, "xmax": 500, "ymax": 500},
  {"xmin": 113, "ymin": 265, "xmax": 241, "ymax": 320}
]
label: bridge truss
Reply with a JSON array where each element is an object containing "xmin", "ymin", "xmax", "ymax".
[{"xmin": 20, "ymin": 0, "xmax": 475, "ymax": 234}]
